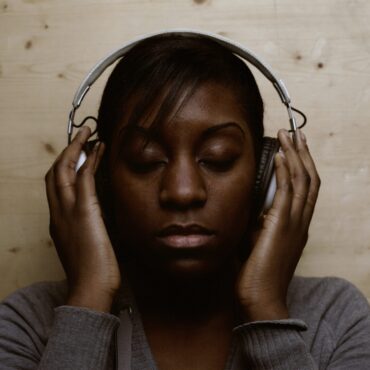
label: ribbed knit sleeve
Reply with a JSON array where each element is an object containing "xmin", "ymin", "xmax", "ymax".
[
  {"xmin": 232, "ymin": 319, "xmax": 317, "ymax": 370},
  {"xmin": 38, "ymin": 306, "xmax": 119, "ymax": 370},
  {"xmin": 0, "ymin": 281, "xmax": 119, "ymax": 370}
]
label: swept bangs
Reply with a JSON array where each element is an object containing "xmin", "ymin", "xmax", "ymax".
[{"xmin": 97, "ymin": 33, "xmax": 264, "ymax": 157}]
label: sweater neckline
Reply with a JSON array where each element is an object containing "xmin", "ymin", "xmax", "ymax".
[{"xmin": 112, "ymin": 273, "xmax": 239, "ymax": 370}]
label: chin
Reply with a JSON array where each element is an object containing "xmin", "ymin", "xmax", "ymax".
[
  {"xmin": 169, "ymin": 258, "xmax": 214, "ymax": 272},
  {"xmin": 151, "ymin": 256, "xmax": 227, "ymax": 282},
  {"xmin": 123, "ymin": 238, "xmax": 239, "ymax": 282}
]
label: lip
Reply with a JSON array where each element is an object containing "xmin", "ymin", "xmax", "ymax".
[
  {"xmin": 156, "ymin": 224, "xmax": 215, "ymax": 248},
  {"xmin": 157, "ymin": 234, "xmax": 215, "ymax": 248},
  {"xmin": 157, "ymin": 224, "xmax": 215, "ymax": 237}
]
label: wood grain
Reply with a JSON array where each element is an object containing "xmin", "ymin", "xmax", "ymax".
[{"xmin": 0, "ymin": 0, "xmax": 369, "ymax": 299}]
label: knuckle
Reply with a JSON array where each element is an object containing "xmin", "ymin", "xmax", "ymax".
[
  {"xmin": 55, "ymin": 181, "xmax": 73, "ymax": 190},
  {"xmin": 55, "ymin": 158, "xmax": 77, "ymax": 175},
  {"xmin": 295, "ymin": 169, "xmax": 311, "ymax": 185},
  {"xmin": 79, "ymin": 164, "xmax": 90, "ymax": 174},
  {"xmin": 297, "ymin": 144, "xmax": 307, "ymax": 154},
  {"xmin": 279, "ymin": 180, "xmax": 293, "ymax": 194},
  {"xmin": 264, "ymin": 210, "xmax": 281, "ymax": 227},
  {"xmin": 77, "ymin": 165, "xmax": 92, "ymax": 178},
  {"xmin": 74, "ymin": 135, "xmax": 86, "ymax": 147},
  {"xmin": 293, "ymin": 192, "xmax": 306, "ymax": 201},
  {"xmin": 309, "ymin": 176, "xmax": 321, "ymax": 195},
  {"xmin": 306, "ymin": 196, "xmax": 316, "ymax": 208},
  {"xmin": 282, "ymin": 144, "xmax": 294, "ymax": 154}
]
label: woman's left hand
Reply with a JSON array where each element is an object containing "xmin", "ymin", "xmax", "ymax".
[{"xmin": 236, "ymin": 129, "xmax": 321, "ymax": 321}]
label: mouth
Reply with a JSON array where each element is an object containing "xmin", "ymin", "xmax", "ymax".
[
  {"xmin": 157, "ymin": 234, "xmax": 215, "ymax": 248},
  {"xmin": 156, "ymin": 224, "xmax": 216, "ymax": 249}
]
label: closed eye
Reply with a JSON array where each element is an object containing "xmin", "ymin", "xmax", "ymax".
[
  {"xmin": 128, "ymin": 160, "xmax": 167, "ymax": 173},
  {"xmin": 199, "ymin": 157, "xmax": 237, "ymax": 172}
]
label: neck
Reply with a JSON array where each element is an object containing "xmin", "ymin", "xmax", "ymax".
[{"xmin": 123, "ymin": 258, "xmax": 241, "ymax": 324}]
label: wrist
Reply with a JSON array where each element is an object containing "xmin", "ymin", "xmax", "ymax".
[
  {"xmin": 67, "ymin": 284, "xmax": 119, "ymax": 313},
  {"xmin": 239, "ymin": 300, "xmax": 289, "ymax": 322}
]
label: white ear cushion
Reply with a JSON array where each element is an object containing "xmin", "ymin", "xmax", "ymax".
[
  {"xmin": 263, "ymin": 170, "xmax": 277, "ymax": 212},
  {"xmin": 75, "ymin": 151, "xmax": 87, "ymax": 172}
]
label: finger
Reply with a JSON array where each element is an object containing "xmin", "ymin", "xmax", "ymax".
[
  {"xmin": 264, "ymin": 151, "xmax": 293, "ymax": 231},
  {"xmin": 53, "ymin": 127, "xmax": 91, "ymax": 210},
  {"xmin": 294, "ymin": 130, "xmax": 321, "ymax": 226},
  {"xmin": 76, "ymin": 141, "xmax": 105, "ymax": 207},
  {"xmin": 45, "ymin": 167, "xmax": 61, "ymax": 220},
  {"xmin": 92, "ymin": 142, "xmax": 105, "ymax": 174},
  {"xmin": 278, "ymin": 129, "xmax": 310, "ymax": 223}
]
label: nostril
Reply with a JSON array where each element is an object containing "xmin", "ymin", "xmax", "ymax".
[{"xmin": 159, "ymin": 185, "xmax": 207, "ymax": 209}]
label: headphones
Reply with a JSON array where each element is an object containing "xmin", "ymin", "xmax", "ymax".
[{"xmin": 67, "ymin": 29, "xmax": 306, "ymax": 216}]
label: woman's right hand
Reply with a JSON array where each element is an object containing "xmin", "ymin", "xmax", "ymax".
[{"xmin": 45, "ymin": 127, "xmax": 121, "ymax": 312}]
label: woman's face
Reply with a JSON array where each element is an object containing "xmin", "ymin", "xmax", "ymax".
[{"xmin": 109, "ymin": 81, "xmax": 257, "ymax": 278}]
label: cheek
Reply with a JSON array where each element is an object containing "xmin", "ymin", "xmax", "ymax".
[
  {"xmin": 111, "ymin": 171, "xmax": 154, "ymax": 226},
  {"xmin": 208, "ymin": 169, "xmax": 255, "ymax": 235},
  {"xmin": 110, "ymin": 158, "xmax": 256, "ymax": 249}
]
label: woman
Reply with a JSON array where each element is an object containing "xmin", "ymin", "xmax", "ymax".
[{"xmin": 1, "ymin": 33, "xmax": 369, "ymax": 370}]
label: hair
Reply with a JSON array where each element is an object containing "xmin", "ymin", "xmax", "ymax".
[
  {"xmin": 95, "ymin": 33, "xmax": 265, "ymax": 259},
  {"xmin": 96, "ymin": 33, "xmax": 264, "ymax": 159}
]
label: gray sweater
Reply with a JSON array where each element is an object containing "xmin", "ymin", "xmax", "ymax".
[{"xmin": 0, "ymin": 276, "xmax": 369, "ymax": 369}]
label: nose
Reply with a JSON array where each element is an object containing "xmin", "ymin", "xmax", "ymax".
[{"xmin": 159, "ymin": 156, "xmax": 207, "ymax": 210}]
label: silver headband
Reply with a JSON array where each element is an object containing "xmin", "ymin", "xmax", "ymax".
[{"xmin": 68, "ymin": 28, "xmax": 303, "ymax": 143}]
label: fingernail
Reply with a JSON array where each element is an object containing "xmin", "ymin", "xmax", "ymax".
[
  {"xmin": 278, "ymin": 147, "xmax": 286, "ymax": 158},
  {"xmin": 275, "ymin": 152, "xmax": 286, "ymax": 165},
  {"xmin": 301, "ymin": 131, "xmax": 307, "ymax": 142}
]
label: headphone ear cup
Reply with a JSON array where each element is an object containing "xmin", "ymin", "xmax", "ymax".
[{"xmin": 254, "ymin": 137, "xmax": 280, "ymax": 217}]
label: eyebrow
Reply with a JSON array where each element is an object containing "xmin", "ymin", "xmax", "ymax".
[
  {"xmin": 118, "ymin": 121, "xmax": 246, "ymax": 142},
  {"xmin": 200, "ymin": 122, "xmax": 246, "ymax": 141}
]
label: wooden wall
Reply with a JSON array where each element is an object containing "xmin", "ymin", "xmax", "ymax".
[{"xmin": 1, "ymin": 0, "xmax": 369, "ymax": 300}]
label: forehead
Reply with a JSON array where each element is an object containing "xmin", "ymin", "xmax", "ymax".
[
  {"xmin": 109, "ymin": 82, "xmax": 256, "ymax": 166},
  {"xmin": 174, "ymin": 82, "xmax": 246, "ymax": 126},
  {"xmin": 118, "ymin": 81, "xmax": 249, "ymax": 138}
]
